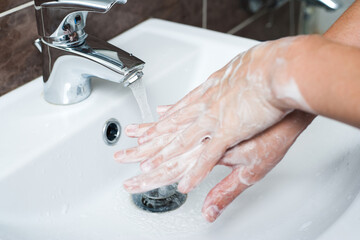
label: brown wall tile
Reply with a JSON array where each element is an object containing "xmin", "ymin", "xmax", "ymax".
[
  {"xmin": 0, "ymin": 6, "xmax": 41, "ymax": 96},
  {"xmin": 0, "ymin": 0, "xmax": 30, "ymax": 13},
  {"xmin": 87, "ymin": 0, "xmax": 203, "ymax": 40},
  {"xmin": 235, "ymin": 2, "xmax": 300, "ymax": 41},
  {"xmin": 207, "ymin": 0, "xmax": 251, "ymax": 33}
]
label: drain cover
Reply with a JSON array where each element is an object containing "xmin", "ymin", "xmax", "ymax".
[{"xmin": 132, "ymin": 191, "xmax": 187, "ymax": 213}]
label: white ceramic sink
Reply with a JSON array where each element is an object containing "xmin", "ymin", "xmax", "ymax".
[{"xmin": 0, "ymin": 19, "xmax": 360, "ymax": 240}]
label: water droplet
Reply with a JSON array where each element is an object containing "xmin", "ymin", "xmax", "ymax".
[
  {"xmin": 45, "ymin": 211, "xmax": 51, "ymax": 217},
  {"xmin": 299, "ymin": 221, "xmax": 312, "ymax": 231},
  {"xmin": 62, "ymin": 203, "xmax": 70, "ymax": 214}
]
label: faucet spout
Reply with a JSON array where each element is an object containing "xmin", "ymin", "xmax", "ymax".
[
  {"xmin": 306, "ymin": 0, "xmax": 340, "ymax": 11},
  {"xmin": 67, "ymin": 35, "xmax": 144, "ymax": 85},
  {"xmin": 39, "ymin": 34, "xmax": 144, "ymax": 105}
]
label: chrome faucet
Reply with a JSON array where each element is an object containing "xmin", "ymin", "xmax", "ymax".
[
  {"xmin": 34, "ymin": 0, "xmax": 145, "ymax": 105},
  {"xmin": 304, "ymin": 0, "xmax": 340, "ymax": 11}
]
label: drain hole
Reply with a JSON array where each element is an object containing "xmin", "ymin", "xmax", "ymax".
[
  {"xmin": 103, "ymin": 118, "xmax": 121, "ymax": 145},
  {"xmin": 107, "ymin": 123, "xmax": 118, "ymax": 141},
  {"xmin": 132, "ymin": 190, "xmax": 187, "ymax": 213}
]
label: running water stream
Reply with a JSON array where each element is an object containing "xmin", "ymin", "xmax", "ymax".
[
  {"xmin": 128, "ymin": 78, "xmax": 187, "ymax": 212},
  {"xmin": 128, "ymin": 78, "xmax": 154, "ymax": 123}
]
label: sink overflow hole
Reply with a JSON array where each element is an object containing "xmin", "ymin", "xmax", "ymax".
[{"xmin": 103, "ymin": 118, "xmax": 121, "ymax": 145}]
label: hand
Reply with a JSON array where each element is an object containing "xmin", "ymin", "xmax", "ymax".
[
  {"xmin": 114, "ymin": 37, "xmax": 313, "ymax": 221},
  {"xmin": 202, "ymin": 110, "xmax": 314, "ymax": 221},
  {"xmin": 117, "ymin": 106, "xmax": 314, "ymax": 221}
]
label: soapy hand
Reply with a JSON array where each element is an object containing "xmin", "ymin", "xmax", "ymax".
[
  {"xmin": 115, "ymin": 36, "xmax": 313, "ymax": 221},
  {"xmin": 201, "ymin": 110, "xmax": 314, "ymax": 221},
  {"xmin": 117, "ymin": 108, "xmax": 314, "ymax": 221}
]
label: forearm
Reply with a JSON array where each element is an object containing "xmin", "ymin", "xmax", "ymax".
[
  {"xmin": 280, "ymin": 1, "xmax": 360, "ymax": 128},
  {"xmin": 272, "ymin": 1, "xmax": 360, "ymax": 130},
  {"xmin": 324, "ymin": 0, "xmax": 360, "ymax": 47},
  {"xmin": 273, "ymin": 35, "xmax": 360, "ymax": 127}
]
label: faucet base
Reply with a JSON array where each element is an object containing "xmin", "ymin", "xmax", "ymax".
[{"xmin": 44, "ymin": 76, "xmax": 92, "ymax": 105}]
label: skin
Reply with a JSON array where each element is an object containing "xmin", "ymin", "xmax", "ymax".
[
  {"xmin": 324, "ymin": 0, "xmax": 360, "ymax": 47},
  {"xmin": 123, "ymin": 108, "xmax": 314, "ymax": 222},
  {"xmin": 117, "ymin": 40, "xmax": 296, "ymax": 197},
  {"xmin": 115, "ymin": 2, "xmax": 360, "ymax": 222},
  {"xmin": 271, "ymin": 35, "xmax": 360, "ymax": 127}
]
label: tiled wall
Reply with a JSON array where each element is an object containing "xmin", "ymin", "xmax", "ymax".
[{"xmin": 0, "ymin": 0, "xmax": 298, "ymax": 97}]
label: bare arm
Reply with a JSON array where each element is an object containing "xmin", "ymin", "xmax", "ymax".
[
  {"xmin": 233, "ymin": 0, "xmax": 360, "ymax": 148},
  {"xmin": 324, "ymin": 0, "xmax": 360, "ymax": 46},
  {"xmin": 278, "ymin": 0, "xmax": 360, "ymax": 130},
  {"xmin": 273, "ymin": 35, "xmax": 360, "ymax": 127}
]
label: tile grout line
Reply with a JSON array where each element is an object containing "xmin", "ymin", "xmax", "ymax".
[
  {"xmin": 227, "ymin": 0, "xmax": 290, "ymax": 36},
  {"xmin": 289, "ymin": 0, "xmax": 295, "ymax": 35},
  {"xmin": 0, "ymin": 1, "xmax": 34, "ymax": 18},
  {"xmin": 202, "ymin": 0, "xmax": 207, "ymax": 29},
  {"xmin": 227, "ymin": 8, "xmax": 268, "ymax": 35}
]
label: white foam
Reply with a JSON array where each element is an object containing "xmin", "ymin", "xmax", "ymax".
[{"xmin": 276, "ymin": 77, "xmax": 314, "ymax": 113}]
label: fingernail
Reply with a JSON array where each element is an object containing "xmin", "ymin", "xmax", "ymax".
[
  {"xmin": 157, "ymin": 105, "xmax": 170, "ymax": 113},
  {"xmin": 124, "ymin": 178, "xmax": 136, "ymax": 186},
  {"xmin": 123, "ymin": 179, "xmax": 138, "ymax": 192},
  {"xmin": 125, "ymin": 124, "xmax": 138, "ymax": 135},
  {"xmin": 203, "ymin": 205, "xmax": 220, "ymax": 222},
  {"xmin": 140, "ymin": 161, "xmax": 152, "ymax": 172},
  {"xmin": 114, "ymin": 149, "xmax": 135, "ymax": 162},
  {"xmin": 114, "ymin": 150, "xmax": 125, "ymax": 161},
  {"xmin": 177, "ymin": 180, "xmax": 193, "ymax": 194},
  {"xmin": 138, "ymin": 135, "xmax": 148, "ymax": 144}
]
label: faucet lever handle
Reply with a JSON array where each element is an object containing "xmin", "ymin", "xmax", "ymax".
[
  {"xmin": 35, "ymin": 0, "xmax": 127, "ymax": 45},
  {"xmin": 35, "ymin": 0, "xmax": 126, "ymax": 13}
]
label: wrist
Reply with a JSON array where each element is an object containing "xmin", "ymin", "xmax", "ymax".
[{"xmin": 268, "ymin": 35, "xmax": 321, "ymax": 113}]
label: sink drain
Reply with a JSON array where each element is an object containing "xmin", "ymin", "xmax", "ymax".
[
  {"xmin": 132, "ymin": 192, "xmax": 187, "ymax": 213},
  {"xmin": 103, "ymin": 118, "xmax": 121, "ymax": 145},
  {"xmin": 132, "ymin": 184, "xmax": 187, "ymax": 213}
]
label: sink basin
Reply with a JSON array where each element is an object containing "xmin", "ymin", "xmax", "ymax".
[{"xmin": 1, "ymin": 19, "xmax": 360, "ymax": 240}]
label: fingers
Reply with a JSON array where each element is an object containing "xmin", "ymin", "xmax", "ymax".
[
  {"xmin": 138, "ymin": 103, "xmax": 206, "ymax": 144},
  {"xmin": 158, "ymin": 83, "xmax": 206, "ymax": 121},
  {"xmin": 137, "ymin": 77, "xmax": 219, "ymax": 145},
  {"xmin": 114, "ymin": 134, "xmax": 174, "ymax": 163},
  {"xmin": 158, "ymin": 75, "xmax": 220, "ymax": 121},
  {"xmin": 156, "ymin": 105, "xmax": 172, "ymax": 115},
  {"xmin": 202, "ymin": 167, "xmax": 250, "ymax": 222},
  {"xmin": 123, "ymin": 162, "xmax": 181, "ymax": 193},
  {"xmin": 217, "ymin": 110, "xmax": 316, "ymax": 167},
  {"xmin": 123, "ymin": 144, "xmax": 205, "ymax": 193},
  {"xmin": 125, "ymin": 123, "xmax": 153, "ymax": 138},
  {"xmin": 123, "ymin": 105, "xmax": 174, "ymax": 139},
  {"xmin": 177, "ymin": 137, "xmax": 230, "ymax": 193},
  {"xmin": 117, "ymin": 119, "xmax": 210, "ymax": 166},
  {"xmin": 139, "ymin": 122, "xmax": 212, "ymax": 172},
  {"xmin": 117, "ymin": 116, "xmax": 211, "ymax": 166},
  {"xmin": 203, "ymin": 149, "xmax": 283, "ymax": 222},
  {"xmin": 217, "ymin": 141, "xmax": 255, "ymax": 167},
  {"xmin": 114, "ymin": 146, "xmax": 150, "ymax": 163}
]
